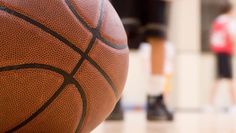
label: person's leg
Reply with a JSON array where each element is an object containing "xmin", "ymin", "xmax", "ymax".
[
  {"xmin": 145, "ymin": 0, "xmax": 173, "ymax": 121},
  {"xmin": 228, "ymin": 79, "xmax": 236, "ymax": 104},
  {"xmin": 209, "ymin": 79, "xmax": 221, "ymax": 105},
  {"xmin": 149, "ymin": 38, "xmax": 165, "ymax": 75},
  {"xmin": 228, "ymin": 79, "xmax": 236, "ymax": 113},
  {"xmin": 148, "ymin": 37, "xmax": 165, "ymax": 97},
  {"xmin": 147, "ymin": 38, "xmax": 174, "ymax": 121},
  {"xmin": 223, "ymin": 55, "xmax": 236, "ymax": 111},
  {"xmin": 206, "ymin": 53, "xmax": 223, "ymax": 111},
  {"xmin": 204, "ymin": 79, "xmax": 221, "ymax": 113},
  {"xmin": 145, "ymin": 0, "xmax": 169, "ymax": 98}
]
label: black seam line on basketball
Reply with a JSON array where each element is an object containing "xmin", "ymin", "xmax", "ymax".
[
  {"xmin": 65, "ymin": 0, "xmax": 128, "ymax": 50},
  {"xmin": 0, "ymin": 6, "xmax": 83, "ymax": 57},
  {"xmin": 65, "ymin": 0, "xmax": 119, "ymax": 98},
  {"xmin": 86, "ymin": 56, "xmax": 119, "ymax": 97},
  {"xmin": 70, "ymin": 36, "xmax": 96, "ymax": 76},
  {"xmin": 0, "ymin": 64, "xmax": 87, "ymax": 133},
  {"xmin": 70, "ymin": 0, "xmax": 104, "ymax": 77},
  {"xmin": 5, "ymin": 82, "xmax": 68, "ymax": 133},
  {"xmin": 74, "ymin": 1, "xmax": 105, "ymax": 132},
  {"xmin": 0, "ymin": 6, "xmax": 118, "ymax": 97}
]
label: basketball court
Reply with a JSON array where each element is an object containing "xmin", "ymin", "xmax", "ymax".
[{"xmin": 2, "ymin": 0, "xmax": 236, "ymax": 132}]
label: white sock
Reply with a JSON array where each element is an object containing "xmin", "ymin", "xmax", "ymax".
[{"xmin": 148, "ymin": 75, "xmax": 165, "ymax": 96}]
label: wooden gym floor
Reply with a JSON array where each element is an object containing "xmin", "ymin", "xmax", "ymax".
[{"xmin": 92, "ymin": 111, "xmax": 236, "ymax": 133}]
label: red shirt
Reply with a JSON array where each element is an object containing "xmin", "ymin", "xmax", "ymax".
[{"xmin": 210, "ymin": 15, "xmax": 234, "ymax": 55}]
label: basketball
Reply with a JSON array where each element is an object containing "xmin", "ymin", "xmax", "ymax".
[{"xmin": 0, "ymin": 0, "xmax": 128, "ymax": 132}]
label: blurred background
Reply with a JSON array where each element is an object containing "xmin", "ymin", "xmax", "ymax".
[{"xmin": 93, "ymin": 0, "xmax": 236, "ymax": 132}]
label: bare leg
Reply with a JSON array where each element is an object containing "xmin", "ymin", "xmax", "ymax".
[
  {"xmin": 148, "ymin": 38, "xmax": 165, "ymax": 75},
  {"xmin": 209, "ymin": 79, "xmax": 221, "ymax": 105},
  {"xmin": 146, "ymin": 38, "xmax": 165, "ymax": 96},
  {"xmin": 228, "ymin": 79, "xmax": 236, "ymax": 105},
  {"xmin": 147, "ymin": 38, "xmax": 173, "ymax": 121}
]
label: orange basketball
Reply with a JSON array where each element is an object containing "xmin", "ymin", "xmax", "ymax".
[{"xmin": 0, "ymin": 0, "xmax": 128, "ymax": 132}]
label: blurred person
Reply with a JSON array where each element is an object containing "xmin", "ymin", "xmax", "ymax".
[
  {"xmin": 208, "ymin": 1, "xmax": 236, "ymax": 113},
  {"xmin": 107, "ymin": 0, "xmax": 173, "ymax": 121}
]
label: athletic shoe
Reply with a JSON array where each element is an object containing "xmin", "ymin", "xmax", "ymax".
[
  {"xmin": 106, "ymin": 100, "xmax": 124, "ymax": 121},
  {"xmin": 147, "ymin": 95, "xmax": 174, "ymax": 121}
]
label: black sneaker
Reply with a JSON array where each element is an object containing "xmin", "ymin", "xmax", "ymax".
[
  {"xmin": 106, "ymin": 100, "xmax": 124, "ymax": 121},
  {"xmin": 147, "ymin": 95, "xmax": 174, "ymax": 121}
]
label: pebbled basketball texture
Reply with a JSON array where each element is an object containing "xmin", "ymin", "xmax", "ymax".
[{"xmin": 0, "ymin": 0, "xmax": 128, "ymax": 133}]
